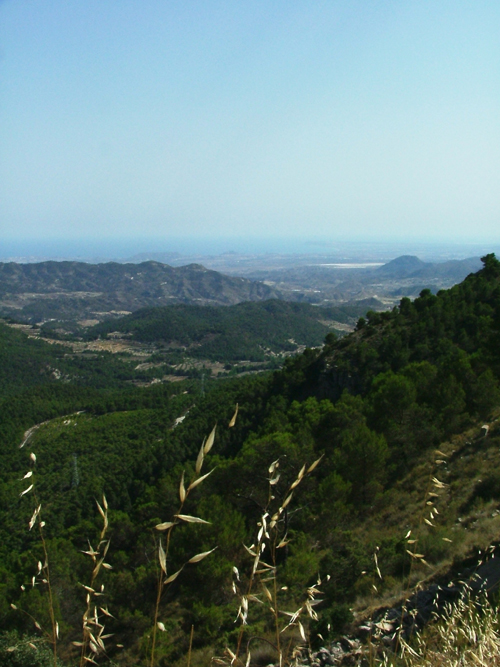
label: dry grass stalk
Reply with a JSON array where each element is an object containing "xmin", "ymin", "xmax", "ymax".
[
  {"xmin": 14, "ymin": 453, "xmax": 114, "ymax": 667},
  {"xmin": 392, "ymin": 451, "xmax": 450, "ymax": 653},
  {"xmin": 369, "ymin": 446, "xmax": 500, "ymax": 667},
  {"xmin": 380, "ymin": 592, "xmax": 500, "ymax": 666},
  {"xmin": 15, "ymin": 451, "xmax": 59, "ymax": 667},
  {"xmin": 149, "ymin": 423, "xmax": 218, "ymax": 667},
  {"xmin": 187, "ymin": 624, "xmax": 195, "ymax": 667},
  {"xmin": 74, "ymin": 494, "xmax": 113, "ymax": 666},
  {"xmin": 222, "ymin": 455, "xmax": 323, "ymax": 667}
]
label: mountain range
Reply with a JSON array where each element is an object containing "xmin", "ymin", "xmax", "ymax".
[
  {"xmin": 0, "ymin": 260, "xmax": 279, "ymax": 323},
  {"xmin": 0, "ymin": 255, "xmax": 482, "ymax": 328}
]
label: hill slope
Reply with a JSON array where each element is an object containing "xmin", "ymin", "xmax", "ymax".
[
  {"xmin": 88, "ymin": 300, "xmax": 372, "ymax": 363},
  {"xmin": 0, "ymin": 321, "xmax": 147, "ymax": 396},
  {"xmin": 310, "ymin": 253, "xmax": 500, "ymax": 402}
]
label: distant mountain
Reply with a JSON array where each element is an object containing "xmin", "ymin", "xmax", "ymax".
[
  {"xmin": 0, "ymin": 260, "xmax": 281, "ymax": 324},
  {"xmin": 239, "ymin": 255, "xmax": 484, "ymax": 304},
  {"xmin": 377, "ymin": 255, "xmax": 482, "ymax": 281},
  {"xmin": 416, "ymin": 257, "xmax": 483, "ymax": 279},
  {"xmin": 376, "ymin": 255, "xmax": 427, "ymax": 277}
]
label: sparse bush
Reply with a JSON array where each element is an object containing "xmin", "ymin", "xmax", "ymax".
[
  {"xmin": 473, "ymin": 472, "xmax": 500, "ymax": 503},
  {"xmin": 0, "ymin": 632, "xmax": 63, "ymax": 667}
]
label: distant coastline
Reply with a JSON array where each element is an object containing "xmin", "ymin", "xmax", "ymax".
[{"xmin": 2, "ymin": 237, "xmax": 499, "ymax": 265}]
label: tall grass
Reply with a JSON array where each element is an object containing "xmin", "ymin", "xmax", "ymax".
[
  {"xmin": 379, "ymin": 593, "xmax": 500, "ymax": 667},
  {"xmin": 369, "ymin": 447, "xmax": 500, "ymax": 667},
  {"xmin": 73, "ymin": 496, "xmax": 112, "ymax": 667},
  {"xmin": 149, "ymin": 423, "xmax": 218, "ymax": 667},
  {"xmin": 11, "ymin": 413, "xmax": 225, "ymax": 667},
  {"xmin": 215, "ymin": 455, "xmax": 323, "ymax": 667},
  {"xmin": 14, "ymin": 452, "xmax": 60, "ymax": 667},
  {"xmin": 14, "ymin": 448, "xmax": 113, "ymax": 667}
]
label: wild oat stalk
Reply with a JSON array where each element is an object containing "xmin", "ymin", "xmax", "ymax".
[
  {"xmin": 226, "ymin": 455, "xmax": 323, "ymax": 667},
  {"xmin": 380, "ymin": 592, "xmax": 500, "ymax": 666},
  {"xmin": 15, "ymin": 453, "xmax": 114, "ymax": 667},
  {"xmin": 15, "ymin": 451, "xmax": 59, "ymax": 667},
  {"xmin": 393, "ymin": 450, "xmax": 450, "ymax": 655},
  {"xmin": 73, "ymin": 494, "xmax": 113, "ymax": 666},
  {"xmin": 149, "ymin": 423, "xmax": 218, "ymax": 667}
]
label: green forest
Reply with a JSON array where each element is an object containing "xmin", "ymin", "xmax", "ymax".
[
  {"xmin": 1, "ymin": 255, "xmax": 500, "ymax": 666},
  {"xmin": 85, "ymin": 299, "xmax": 370, "ymax": 363}
]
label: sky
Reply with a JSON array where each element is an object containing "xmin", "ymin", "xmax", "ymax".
[{"xmin": 0, "ymin": 0, "xmax": 499, "ymax": 257}]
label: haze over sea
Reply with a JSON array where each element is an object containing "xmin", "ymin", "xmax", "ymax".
[{"xmin": 3, "ymin": 237, "xmax": 500, "ymax": 268}]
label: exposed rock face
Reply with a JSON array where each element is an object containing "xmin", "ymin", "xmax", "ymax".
[{"xmin": 292, "ymin": 638, "xmax": 365, "ymax": 666}]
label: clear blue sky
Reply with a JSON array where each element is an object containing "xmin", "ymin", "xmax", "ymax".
[{"xmin": 1, "ymin": 0, "xmax": 499, "ymax": 254}]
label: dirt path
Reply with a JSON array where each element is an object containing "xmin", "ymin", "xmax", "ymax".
[
  {"xmin": 19, "ymin": 411, "xmax": 85, "ymax": 448},
  {"xmin": 19, "ymin": 422, "xmax": 49, "ymax": 448}
]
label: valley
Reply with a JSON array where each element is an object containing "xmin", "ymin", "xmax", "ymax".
[{"xmin": 2, "ymin": 297, "xmax": 371, "ymax": 385}]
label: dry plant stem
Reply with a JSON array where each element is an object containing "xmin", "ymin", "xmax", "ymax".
[
  {"xmin": 271, "ymin": 534, "xmax": 281, "ymax": 663},
  {"xmin": 16, "ymin": 453, "xmax": 59, "ymax": 666},
  {"xmin": 268, "ymin": 482, "xmax": 281, "ymax": 663},
  {"xmin": 79, "ymin": 496, "xmax": 110, "ymax": 667},
  {"xmin": 395, "ymin": 453, "xmax": 448, "ymax": 655},
  {"xmin": 187, "ymin": 625, "xmax": 194, "ymax": 667},
  {"xmin": 19, "ymin": 454, "xmax": 113, "ymax": 665},
  {"xmin": 395, "ymin": 468, "xmax": 434, "ymax": 650},
  {"xmin": 150, "ymin": 423, "xmax": 217, "ymax": 667},
  {"xmin": 33, "ymin": 489, "xmax": 58, "ymax": 667},
  {"xmin": 231, "ymin": 456, "xmax": 322, "ymax": 667},
  {"xmin": 235, "ymin": 574, "xmax": 255, "ymax": 659},
  {"xmin": 233, "ymin": 508, "xmax": 269, "ymax": 662},
  {"xmin": 384, "ymin": 594, "xmax": 500, "ymax": 667},
  {"xmin": 150, "ymin": 501, "xmax": 183, "ymax": 667},
  {"xmin": 234, "ymin": 496, "xmax": 273, "ymax": 661},
  {"xmin": 150, "ymin": 572, "xmax": 164, "ymax": 667},
  {"xmin": 11, "ymin": 604, "xmax": 56, "ymax": 655}
]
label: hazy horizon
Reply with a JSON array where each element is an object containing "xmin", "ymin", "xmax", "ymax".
[{"xmin": 2, "ymin": 236, "xmax": 500, "ymax": 265}]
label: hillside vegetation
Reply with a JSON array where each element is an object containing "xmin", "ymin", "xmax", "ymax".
[
  {"xmin": 0, "ymin": 255, "xmax": 499, "ymax": 666},
  {"xmin": 87, "ymin": 300, "xmax": 369, "ymax": 363},
  {"xmin": 0, "ymin": 323, "xmax": 150, "ymax": 396}
]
